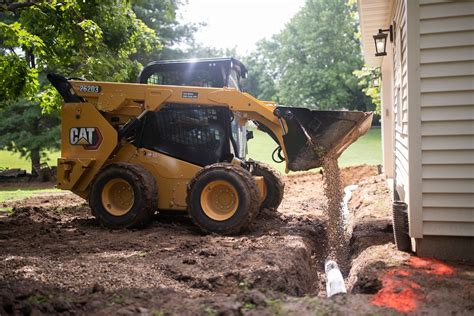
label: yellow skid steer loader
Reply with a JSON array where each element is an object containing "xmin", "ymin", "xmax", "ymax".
[{"xmin": 48, "ymin": 57, "xmax": 372, "ymax": 234}]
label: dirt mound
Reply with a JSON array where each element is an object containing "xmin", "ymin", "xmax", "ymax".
[
  {"xmin": 1, "ymin": 165, "xmax": 472, "ymax": 315},
  {"xmin": 340, "ymin": 165, "xmax": 379, "ymax": 187}
]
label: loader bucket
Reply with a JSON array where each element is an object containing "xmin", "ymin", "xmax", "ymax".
[{"xmin": 277, "ymin": 107, "xmax": 373, "ymax": 171}]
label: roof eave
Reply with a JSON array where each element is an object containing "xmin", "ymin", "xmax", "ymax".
[{"xmin": 357, "ymin": 0, "xmax": 393, "ymax": 67}]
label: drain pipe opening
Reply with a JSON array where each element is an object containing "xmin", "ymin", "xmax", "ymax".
[{"xmin": 325, "ymin": 260, "xmax": 347, "ymax": 297}]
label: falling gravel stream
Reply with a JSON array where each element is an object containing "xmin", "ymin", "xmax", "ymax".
[{"xmin": 322, "ymin": 157, "xmax": 351, "ymax": 273}]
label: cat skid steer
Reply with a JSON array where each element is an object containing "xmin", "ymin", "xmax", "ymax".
[{"xmin": 48, "ymin": 57, "xmax": 372, "ymax": 234}]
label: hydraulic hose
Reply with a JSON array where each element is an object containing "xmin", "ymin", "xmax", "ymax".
[{"xmin": 272, "ymin": 146, "xmax": 285, "ymax": 163}]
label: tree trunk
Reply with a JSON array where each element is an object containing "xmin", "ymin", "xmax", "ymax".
[{"xmin": 31, "ymin": 148, "xmax": 41, "ymax": 176}]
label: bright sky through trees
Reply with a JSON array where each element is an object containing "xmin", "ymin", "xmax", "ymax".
[{"xmin": 179, "ymin": 0, "xmax": 306, "ymax": 54}]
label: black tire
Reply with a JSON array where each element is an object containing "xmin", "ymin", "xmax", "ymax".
[
  {"xmin": 392, "ymin": 202, "xmax": 411, "ymax": 252},
  {"xmin": 252, "ymin": 162, "xmax": 285, "ymax": 211},
  {"xmin": 187, "ymin": 163, "xmax": 260, "ymax": 235},
  {"xmin": 89, "ymin": 163, "xmax": 157, "ymax": 229}
]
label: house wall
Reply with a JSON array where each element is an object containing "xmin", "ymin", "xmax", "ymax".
[
  {"xmin": 381, "ymin": 48, "xmax": 394, "ymax": 178},
  {"xmin": 359, "ymin": 0, "xmax": 473, "ymax": 260},
  {"xmin": 391, "ymin": 0, "xmax": 422, "ymax": 237},
  {"xmin": 392, "ymin": 0, "xmax": 409, "ymax": 202},
  {"xmin": 391, "ymin": 0, "xmax": 474, "ymax": 253},
  {"xmin": 418, "ymin": 0, "xmax": 474, "ymax": 243}
]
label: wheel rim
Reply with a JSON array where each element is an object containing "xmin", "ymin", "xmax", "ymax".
[
  {"xmin": 101, "ymin": 178, "xmax": 134, "ymax": 216},
  {"xmin": 200, "ymin": 180, "xmax": 239, "ymax": 221},
  {"xmin": 261, "ymin": 181, "xmax": 267, "ymax": 204}
]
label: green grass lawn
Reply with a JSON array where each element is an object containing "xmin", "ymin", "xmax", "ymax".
[
  {"xmin": 248, "ymin": 128, "xmax": 382, "ymax": 173},
  {"xmin": 0, "ymin": 150, "xmax": 60, "ymax": 172},
  {"xmin": 0, "ymin": 151, "xmax": 60, "ymax": 206},
  {"xmin": 0, "ymin": 188, "xmax": 60, "ymax": 203}
]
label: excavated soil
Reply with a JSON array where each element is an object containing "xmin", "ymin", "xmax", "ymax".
[{"xmin": 1, "ymin": 165, "xmax": 473, "ymax": 315}]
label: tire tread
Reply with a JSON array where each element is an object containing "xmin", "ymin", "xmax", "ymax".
[
  {"xmin": 89, "ymin": 162, "xmax": 157, "ymax": 228},
  {"xmin": 186, "ymin": 163, "xmax": 260, "ymax": 234}
]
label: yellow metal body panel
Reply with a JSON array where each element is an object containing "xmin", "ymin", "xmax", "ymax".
[
  {"xmin": 58, "ymin": 103, "xmax": 117, "ymax": 194},
  {"xmin": 109, "ymin": 143, "xmax": 201, "ymax": 210},
  {"xmin": 106, "ymin": 144, "xmax": 266, "ymax": 211}
]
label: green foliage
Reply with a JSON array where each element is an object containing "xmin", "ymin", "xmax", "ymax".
[
  {"xmin": 27, "ymin": 295, "xmax": 49, "ymax": 304},
  {"xmin": 0, "ymin": 207, "xmax": 13, "ymax": 214},
  {"xmin": 238, "ymin": 280, "xmax": 251, "ymax": 291},
  {"xmin": 133, "ymin": 0, "xmax": 200, "ymax": 61},
  {"xmin": 265, "ymin": 299, "xmax": 283, "ymax": 315},
  {"xmin": 241, "ymin": 40, "xmax": 279, "ymax": 102},
  {"xmin": 165, "ymin": 44, "xmax": 238, "ymax": 61},
  {"xmin": 354, "ymin": 66, "xmax": 381, "ymax": 115},
  {"xmin": 0, "ymin": 0, "xmax": 192, "ymax": 171},
  {"xmin": 244, "ymin": 0, "xmax": 373, "ymax": 111},
  {"xmin": 0, "ymin": 98, "xmax": 60, "ymax": 172},
  {"xmin": 241, "ymin": 302, "xmax": 256, "ymax": 312},
  {"xmin": 137, "ymin": 250, "xmax": 148, "ymax": 257},
  {"xmin": 152, "ymin": 310, "xmax": 165, "ymax": 316},
  {"xmin": 204, "ymin": 306, "xmax": 217, "ymax": 316},
  {"xmin": 0, "ymin": 53, "xmax": 38, "ymax": 103}
]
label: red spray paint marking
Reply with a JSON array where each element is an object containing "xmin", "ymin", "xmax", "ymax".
[
  {"xmin": 408, "ymin": 257, "xmax": 455, "ymax": 276},
  {"xmin": 370, "ymin": 257, "xmax": 455, "ymax": 313},
  {"xmin": 371, "ymin": 270, "xmax": 422, "ymax": 313},
  {"xmin": 372, "ymin": 287, "xmax": 420, "ymax": 313}
]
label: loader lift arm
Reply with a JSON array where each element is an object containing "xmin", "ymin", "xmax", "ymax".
[{"xmin": 50, "ymin": 74, "xmax": 372, "ymax": 173}]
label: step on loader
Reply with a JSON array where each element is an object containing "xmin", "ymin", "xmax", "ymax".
[{"xmin": 49, "ymin": 57, "xmax": 372, "ymax": 234}]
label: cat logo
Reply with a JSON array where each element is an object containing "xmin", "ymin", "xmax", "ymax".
[{"xmin": 69, "ymin": 127, "xmax": 102, "ymax": 150}]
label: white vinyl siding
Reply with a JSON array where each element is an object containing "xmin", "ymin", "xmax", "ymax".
[
  {"xmin": 419, "ymin": 0, "xmax": 474, "ymax": 237},
  {"xmin": 393, "ymin": 0, "xmax": 410, "ymax": 202},
  {"xmin": 357, "ymin": 0, "xmax": 474, "ymax": 258}
]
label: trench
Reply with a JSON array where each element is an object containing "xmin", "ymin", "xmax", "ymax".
[{"xmin": 247, "ymin": 160, "xmax": 393, "ymax": 298}]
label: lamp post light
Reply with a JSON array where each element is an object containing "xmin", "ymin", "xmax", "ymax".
[{"xmin": 373, "ymin": 25, "xmax": 393, "ymax": 57}]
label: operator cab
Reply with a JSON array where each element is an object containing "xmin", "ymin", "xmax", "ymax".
[
  {"xmin": 135, "ymin": 58, "xmax": 250, "ymax": 167},
  {"xmin": 138, "ymin": 57, "xmax": 247, "ymax": 91}
]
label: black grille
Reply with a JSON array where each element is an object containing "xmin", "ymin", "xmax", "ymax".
[
  {"xmin": 137, "ymin": 103, "xmax": 231, "ymax": 166},
  {"xmin": 154, "ymin": 104, "xmax": 222, "ymax": 149}
]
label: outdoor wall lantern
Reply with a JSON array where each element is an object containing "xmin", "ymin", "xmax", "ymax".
[
  {"xmin": 373, "ymin": 25, "xmax": 393, "ymax": 56},
  {"xmin": 372, "ymin": 75, "xmax": 380, "ymax": 87}
]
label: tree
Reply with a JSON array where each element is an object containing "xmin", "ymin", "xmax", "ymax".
[
  {"xmin": 245, "ymin": 0, "xmax": 373, "ymax": 111},
  {"xmin": 0, "ymin": 0, "xmax": 162, "ymax": 173},
  {"xmin": 0, "ymin": 98, "xmax": 60, "ymax": 171},
  {"xmin": 241, "ymin": 40, "xmax": 279, "ymax": 102},
  {"xmin": 132, "ymin": 0, "xmax": 200, "ymax": 62},
  {"xmin": 354, "ymin": 66, "xmax": 381, "ymax": 114}
]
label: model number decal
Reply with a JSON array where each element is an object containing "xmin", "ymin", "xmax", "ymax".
[
  {"xmin": 182, "ymin": 91, "xmax": 198, "ymax": 99},
  {"xmin": 79, "ymin": 85, "xmax": 101, "ymax": 93}
]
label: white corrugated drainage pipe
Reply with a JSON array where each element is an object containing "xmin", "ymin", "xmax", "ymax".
[
  {"xmin": 342, "ymin": 184, "xmax": 358, "ymax": 230},
  {"xmin": 325, "ymin": 260, "xmax": 347, "ymax": 297}
]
